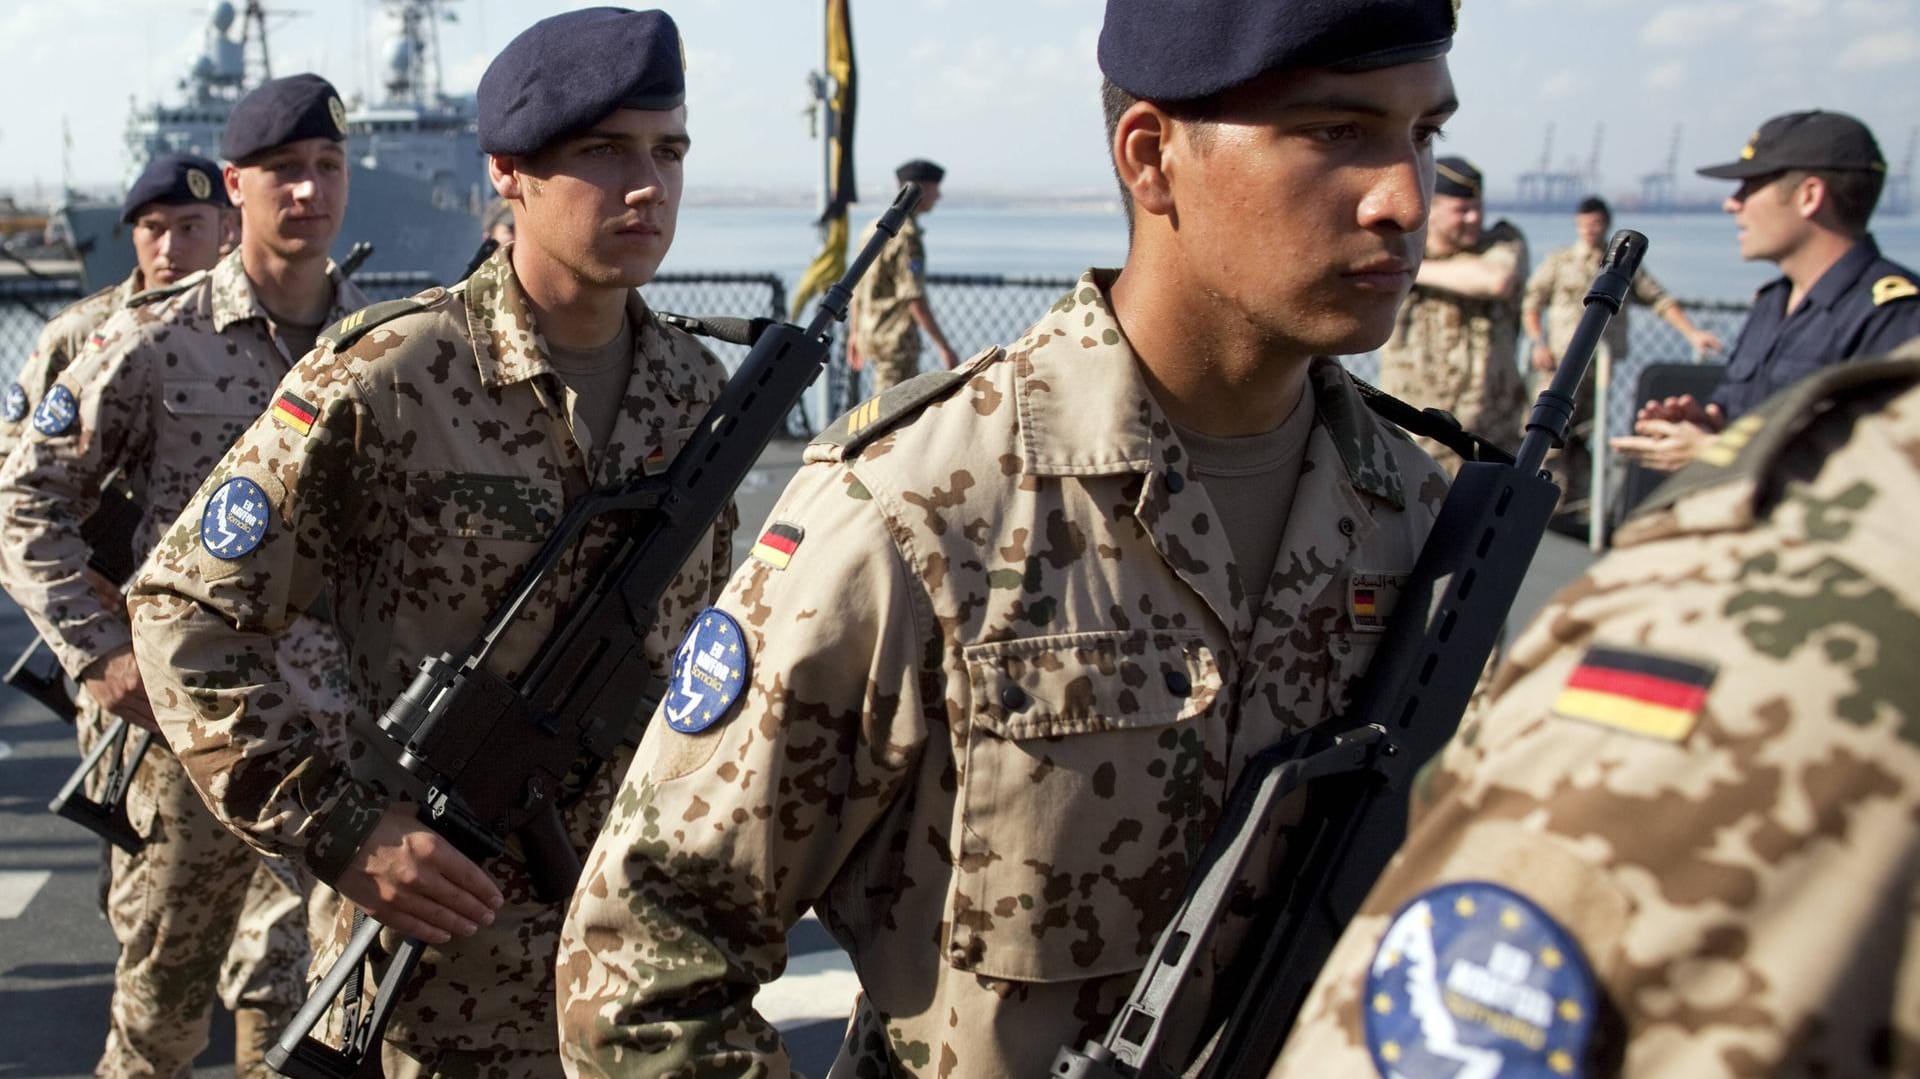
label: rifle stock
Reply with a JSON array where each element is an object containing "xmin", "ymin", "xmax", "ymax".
[
  {"xmin": 1052, "ymin": 231, "xmax": 1649, "ymax": 1079},
  {"xmin": 267, "ymin": 182, "xmax": 924, "ymax": 1079}
]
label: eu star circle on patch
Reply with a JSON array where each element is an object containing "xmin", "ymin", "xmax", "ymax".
[
  {"xmin": 663, "ymin": 608, "xmax": 748, "ymax": 734},
  {"xmin": 2, "ymin": 382, "xmax": 27, "ymax": 423},
  {"xmin": 200, "ymin": 477, "xmax": 272, "ymax": 560},
  {"xmin": 31, "ymin": 384, "xmax": 77, "ymax": 437},
  {"xmin": 1365, "ymin": 880, "xmax": 1597, "ymax": 1078}
]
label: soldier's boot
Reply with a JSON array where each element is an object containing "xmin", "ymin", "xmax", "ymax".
[{"xmin": 232, "ymin": 1007, "xmax": 275, "ymax": 1079}]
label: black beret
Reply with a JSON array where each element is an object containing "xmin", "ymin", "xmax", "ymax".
[
  {"xmin": 121, "ymin": 153, "xmax": 230, "ymax": 224},
  {"xmin": 1434, "ymin": 156, "xmax": 1482, "ymax": 198},
  {"xmin": 895, "ymin": 159, "xmax": 945, "ymax": 184},
  {"xmin": 220, "ymin": 74, "xmax": 348, "ymax": 164},
  {"xmin": 1697, "ymin": 110, "xmax": 1886, "ymax": 180},
  {"xmin": 1100, "ymin": 0, "xmax": 1456, "ymax": 102},
  {"xmin": 478, "ymin": 7, "xmax": 686, "ymax": 156}
]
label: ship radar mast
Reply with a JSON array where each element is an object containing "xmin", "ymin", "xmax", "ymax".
[{"xmin": 379, "ymin": 0, "xmax": 459, "ymax": 110}]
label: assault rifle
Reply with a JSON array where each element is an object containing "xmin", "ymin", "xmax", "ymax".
[
  {"xmin": 26, "ymin": 244, "xmax": 378, "ymax": 852},
  {"xmin": 266, "ymin": 183, "xmax": 923, "ymax": 1079},
  {"xmin": 1051, "ymin": 230, "xmax": 1650, "ymax": 1079}
]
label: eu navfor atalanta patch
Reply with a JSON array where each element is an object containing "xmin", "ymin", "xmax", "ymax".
[
  {"xmin": 201, "ymin": 477, "xmax": 272, "ymax": 560},
  {"xmin": 663, "ymin": 608, "xmax": 748, "ymax": 734},
  {"xmin": 1365, "ymin": 880, "xmax": 1597, "ymax": 1078},
  {"xmin": 3, "ymin": 382, "xmax": 27, "ymax": 423},
  {"xmin": 32, "ymin": 384, "xmax": 77, "ymax": 437}
]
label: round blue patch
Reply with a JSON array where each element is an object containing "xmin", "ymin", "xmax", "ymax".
[
  {"xmin": 3, "ymin": 383, "xmax": 27, "ymax": 423},
  {"xmin": 31, "ymin": 384, "xmax": 77, "ymax": 437},
  {"xmin": 1365, "ymin": 881, "xmax": 1597, "ymax": 1079},
  {"xmin": 200, "ymin": 477, "xmax": 272, "ymax": 561},
  {"xmin": 663, "ymin": 608, "xmax": 748, "ymax": 734}
]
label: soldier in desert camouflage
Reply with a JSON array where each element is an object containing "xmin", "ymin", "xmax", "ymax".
[
  {"xmin": 0, "ymin": 80, "xmax": 365, "ymax": 1078},
  {"xmin": 126, "ymin": 9, "xmax": 732, "ymax": 1077},
  {"xmin": 1376, "ymin": 155, "xmax": 1530, "ymax": 474},
  {"xmin": 1269, "ymin": 342, "xmax": 1920, "ymax": 1077},
  {"xmin": 556, "ymin": 0, "xmax": 1463, "ymax": 1075},
  {"xmin": 847, "ymin": 158, "xmax": 958, "ymax": 396}
]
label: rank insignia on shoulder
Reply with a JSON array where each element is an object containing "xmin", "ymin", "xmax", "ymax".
[
  {"xmin": 1366, "ymin": 881, "xmax": 1598, "ymax": 1079},
  {"xmin": 663, "ymin": 608, "xmax": 748, "ymax": 734},
  {"xmin": 3, "ymin": 382, "xmax": 27, "ymax": 423},
  {"xmin": 750, "ymin": 522, "xmax": 804, "ymax": 570},
  {"xmin": 31, "ymin": 384, "xmax": 77, "ymax": 437},
  {"xmin": 1872, "ymin": 275, "xmax": 1917, "ymax": 307},
  {"xmin": 1552, "ymin": 644, "xmax": 1715, "ymax": 742},
  {"xmin": 271, "ymin": 391, "xmax": 319, "ymax": 437},
  {"xmin": 1348, "ymin": 572, "xmax": 1408, "ymax": 633},
  {"xmin": 201, "ymin": 477, "xmax": 272, "ymax": 560}
]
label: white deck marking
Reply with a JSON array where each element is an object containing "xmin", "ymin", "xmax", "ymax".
[{"xmin": 0, "ymin": 870, "xmax": 51, "ymax": 919}]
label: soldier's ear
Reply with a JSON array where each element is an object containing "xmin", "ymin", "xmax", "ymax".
[
  {"xmin": 488, "ymin": 154, "xmax": 524, "ymax": 202},
  {"xmin": 222, "ymin": 164, "xmax": 244, "ymax": 209},
  {"xmin": 1114, "ymin": 101, "xmax": 1176, "ymax": 221}
]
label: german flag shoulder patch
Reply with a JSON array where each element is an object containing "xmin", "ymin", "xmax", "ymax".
[
  {"xmin": 750, "ymin": 522, "xmax": 804, "ymax": 570},
  {"xmin": 1552, "ymin": 644, "xmax": 1716, "ymax": 742},
  {"xmin": 271, "ymin": 391, "xmax": 319, "ymax": 437}
]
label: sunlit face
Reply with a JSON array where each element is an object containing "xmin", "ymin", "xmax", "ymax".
[
  {"xmin": 1152, "ymin": 58, "xmax": 1457, "ymax": 356},
  {"xmin": 130, "ymin": 202, "xmax": 224, "ymax": 285},
  {"xmin": 226, "ymin": 137, "xmax": 349, "ymax": 261},
  {"xmin": 1574, "ymin": 210, "xmax": 1608, "ymax": 249},
  {"xmin": 1427, "ymin": 191, "xmax": 1483, "ymax": 255},
  {"xmin": 496, "ymin": 106, "xmax": 688, "ymax": 289},
  {"xmin": 1724, "ymin": 171, "xmax": 1809, "ymax": 262}
]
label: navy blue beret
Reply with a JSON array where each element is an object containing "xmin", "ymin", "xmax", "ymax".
[
  {"xmin": 478, "ymin": 7, "xmax": 686, "ymax": 156},
  {"xmin": 1100, "ymin": 0, "xmax": 1456, "ymax": 102},
  {"xmin": 121, "ymin": 153, "xmax": 230, "ymax": 224},
  {"xmin": 896, "ymin": 159, "xmax": 945, "ymax": 184},
  {"xmin": 220, "ymin": 74, "xmax": 348, "ymax": 163},
  {"xmin": 1434, "ymin": 155, "xmax": 1482, "ymax": 198}
]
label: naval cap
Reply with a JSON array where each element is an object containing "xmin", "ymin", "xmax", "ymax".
[
  {"xmin": 1099, "ymin": 0, "xmax": 1457, "ymax": 102},
  {"xmin": 121, "ymin": 152, "xmax": 231, "ymax": 224},
  {"xmin": 478, "ymin": 7, "xmax": 686, "ymax": 156},
  {"xmin": 1696, "ymin": 110, "xmax": 1886, "ymax": 180},
  {"xmin": 1434, "ymin": 155, "xmax": 1482, "ymax": 198},
  {"xmin": 220, "ymin": 74, "xmax": 349, "ymax": 164},
  {"xmin": 895, "ymin": 159, "xmax": 945, "ymax": 184}
]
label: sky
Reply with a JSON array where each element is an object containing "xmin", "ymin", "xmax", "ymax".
[{"xmin": 1, "ymin": 0, "xmax": 1917, "ymax": 206}]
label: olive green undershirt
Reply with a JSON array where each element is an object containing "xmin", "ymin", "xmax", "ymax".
[
  {"xmin": 546, "ymin": 318, "xmax": 635, "ymax": 454},
  {"xmin": 1171, "ymin": 389, "xmax": 1316, "ymax": 592}
]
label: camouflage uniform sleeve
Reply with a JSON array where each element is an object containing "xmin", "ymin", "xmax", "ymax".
[
  {"xmin": 127, "ymin": 350, "xmax": 391, "ymax": 877},
  {"xmin": 0, "ymin": 313, "xmax": 153, "ymax": 677},
  {"xmin": 1486, "ymin": 225, "xmax": 1527, "ymax": 300},
  {"xmin": 1631, "ymin": 263, "xmax": 1678, "ymax": 315},
  {"xmin": 1520, "ymin": 246, "xmax": 1559, "ymax": 322},
  {"xmin": 893, "ymin": 227, "xmax": 926, "ymax": 305},
  {"xmin": 559, "ymin": 459, "xmax": 930, "ymax": 1078},
  {"xmin": 0, "ymin": 319, "xmax": 68, "ymax": 465}
]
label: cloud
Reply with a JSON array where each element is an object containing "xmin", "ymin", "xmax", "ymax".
[
  {"xmin": 1645, "ymin": 61, "xmax": 1687, "ymax": 89},
  {"xmin": 1540, "ymin": 70, "xmax": 1582, "ymax": 99},
  {"xmin": 1639, "ymin": 3, "xmax": 1743, "ymax": 47},
  {"xmin": 1838, "ymin": 27, "xmax": 1920, "ymax": 67}
]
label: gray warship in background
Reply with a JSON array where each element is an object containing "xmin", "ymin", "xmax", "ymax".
[{"xmin": 53, "ymin": 0, "xmax": 484, "ymax": 289}]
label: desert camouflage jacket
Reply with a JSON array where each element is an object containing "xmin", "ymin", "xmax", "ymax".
[
  {"xmin": 1523, "ymin": 240, "xmax": 1678, "ymax": 361},
  {"xmin": 0, "ymin": 251, "xmax": 365, "ymax": 679},
  {"xmin": 851, "ymin": 212, "xmax": 926, "ymax": 361},
  {"xmin": 126, "ymin": 246, "xmax": 735, "ymax": 1057},
  {"xmin": 1379, "ymin": 220, "xmax": 1530, "ymax": 470},
  {"xmin": 0, "ymin": 269, "xmax": 143, "ymax": 463},
  {"xmin": 558, "ymin": 269, "xmax": 1450, "ymax": 1078},
  {"xmin": 1271, "ymin": 345, "xmax": 1920, "ymax": 1078}
]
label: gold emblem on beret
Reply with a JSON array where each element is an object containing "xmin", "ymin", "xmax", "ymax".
[
  {"xmin": 1872, "ymin": 275, "xmax": 1918, "ymax": 307},
  {"xmin": 1451, "ymin": 0, "xmax": 1462, "ymax": 31},
  {"xmin": 328, "ymin": 95, "xmax": 349, "ymax": 135},
  {"xmin": 185, "ymin": 168, "xmax": 213, "ymax": 200}
]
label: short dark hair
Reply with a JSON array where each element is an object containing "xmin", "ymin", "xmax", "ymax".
[
  {"xmin": 1101, "ymin": 77, "xmax": 1219, "ymax": 236},
  {"xmin": 1576, "ymin": 196, "xmax": 1610, "ymax": 222},
  {"xmin": 1802, "ymin": 168, "xmax": 1884, "ymax": 235}
]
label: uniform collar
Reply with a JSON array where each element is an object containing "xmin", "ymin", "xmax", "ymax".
[
  {"xmin": 116, "ymin": 269, "xmax": 146, "ymax": 306},
  {"xmin": 1800, "ymin": 234, "xmax": 1882, "ymax": 313},
  {"xmin": 1014, "ymin": 269, "xmax": 1404, "ymax": 509},
  {"xmin": 209, "ymin": 248, "xmax": 363, "ymax": 334},
  {"xmin": 460, "ymin": 242, "xmax": 669, "ymax": 397}
]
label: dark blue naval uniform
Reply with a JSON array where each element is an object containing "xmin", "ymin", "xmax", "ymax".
[{"xmin": 1711, "ymin": 235, "xmax": 1920, "ymax": 419}]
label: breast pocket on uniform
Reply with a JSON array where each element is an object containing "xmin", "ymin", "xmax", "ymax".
[
  {"xmin": 947, "ymin": 630, "xmax": 1228, "ymax": 983},
  {"xmin": 160, "ymin": 378, "xmax": 269, "ymax": 419}
]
